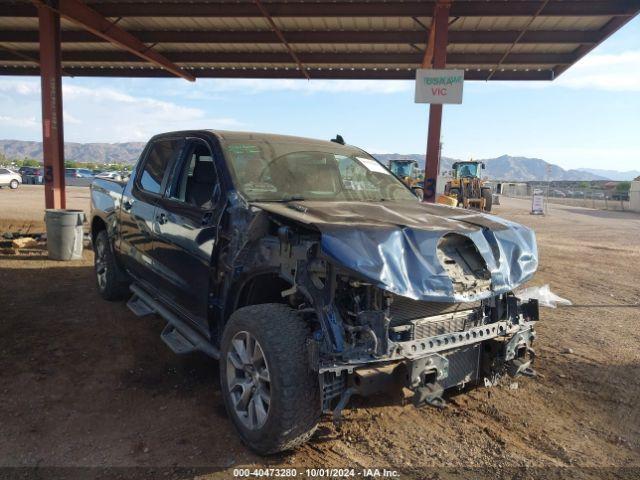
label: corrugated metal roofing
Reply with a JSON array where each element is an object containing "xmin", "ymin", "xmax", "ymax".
[{"xmin": 0, "ymin": 0, "xmax": 638, "ymax": 81}]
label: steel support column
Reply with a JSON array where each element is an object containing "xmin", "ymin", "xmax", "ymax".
[
  {"xmin": 38, "ymin": 4, "xmax": 65, "ymax": 209},
  {"xmin": 423, "ymin": 1, "xmax": 450, "ymax": 203}
]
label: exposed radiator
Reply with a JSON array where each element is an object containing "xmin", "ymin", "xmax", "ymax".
[
  {"xmin": 410, "ymin": 309, "xmax": 480, "ymax": 340},
  {"xmin": 389, "ymin": 294, "xmax": 480, "ymax": 325}
]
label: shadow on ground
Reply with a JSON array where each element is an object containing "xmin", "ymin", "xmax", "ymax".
[{"xmin": 0, "ymin": 257, "xmax": 638, "ymax": 470}]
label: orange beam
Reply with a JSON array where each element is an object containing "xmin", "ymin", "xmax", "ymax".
[
  {"xmin": 38, "ymin": 4, "xmax": 65, "ymax": 209},
  {"xmin": 423, "ymin": 0, "xmax": 451, "ymax": 203},
  {"xmin": 421, "ymin": 27, "xmax": 436, "ymax": 68},
  {"xmin": 32, "ymin": 0, "xmax": 194, "ymax": 82}
]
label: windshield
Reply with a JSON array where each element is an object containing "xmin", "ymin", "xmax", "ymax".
[
  {"xmin": 221, "ymin": 139, "xmax": 417, "ymax": 203},
  {"xmin": 456, "ymin": 163, "xmax": 479, "ymax": 178}
]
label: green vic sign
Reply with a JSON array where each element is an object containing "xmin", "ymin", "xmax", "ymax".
[{"xmin": 414, "ymin": 69, "xmax": 465, "ymax": 104}]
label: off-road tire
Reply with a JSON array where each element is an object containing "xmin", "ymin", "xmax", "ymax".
[
  {"xmin": 220, "ymin": 304, "xmax": 320, "ymax": 455},
  {"xmin": 9, "ymin": 179, "xmax": 19, "ymax": 189},
  {"xmin": 449, "ymin": 188, "xmax": 461, "ymax": 206},
  {"xmin": 481, "ymin": 188, "xmax": 493, "ymax": 212},
  {"xmin": 94, "ymin": 230, "xmax": 130, "ymax": 301}
]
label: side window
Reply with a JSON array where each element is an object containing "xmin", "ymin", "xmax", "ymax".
[
  {"xmin": 170, "ymin": 140, "xmax": 218, "ymax": 208},
  {"xmin": 0, "ymin": 168, "xmax": 9, "ymax": 174},
  {"xmin": 139, "ymin": 139, "xmax": 184, "ymax": 194}
]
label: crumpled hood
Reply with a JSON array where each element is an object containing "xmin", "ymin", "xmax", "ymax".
[{"xmin": 252, "ymin": 200, "xmax": 538, "ymax": 302}]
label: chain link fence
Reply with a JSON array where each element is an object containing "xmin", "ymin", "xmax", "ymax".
[{"xmin": 498, "ymin": 182, "xmax": 631, "ymax": 212}]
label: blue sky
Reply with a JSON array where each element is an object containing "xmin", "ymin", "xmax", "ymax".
[{"xmin": 0, "ymin": 16, "xmax": 638, "ymax": 171}]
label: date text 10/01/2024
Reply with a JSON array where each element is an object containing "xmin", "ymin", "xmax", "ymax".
[{"xmin": 233, "ymin": 468, "xmax": 400, "ymax": 478}]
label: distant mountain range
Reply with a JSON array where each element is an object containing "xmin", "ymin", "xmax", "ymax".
[
  {"xmin": 0, "ymin": 139, "xmax": 635, "ymax": 181},
  {"xmin": 0, "ymin": 140, "xmax": 146, "ymax": 165},
  {"xmin": 373, "ymin": 153, "xmax": 632, "ymax": 181},
  {"xmin": 576, "ymin": 168, "xmax": 640, "ymax": 182}
]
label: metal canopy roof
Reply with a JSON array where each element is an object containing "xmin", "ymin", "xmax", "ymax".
[{"xmin": 1, "ymin": 0, "xmax": 638, "ymax": 81}]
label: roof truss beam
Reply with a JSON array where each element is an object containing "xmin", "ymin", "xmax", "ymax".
[
  {"xmin": 31, "ymin": 0, "xmax": 194, "ymax": 81},
  {"xmin": 0, "ymin": 51, "xmax": 576, "ymax": 65},
  {"xmin": 0, "ymin": 29, "xmax": 602, "ymax": 45},
  {"xmin": 0, "ymin": 65, "xmax": 555, "ymax": 81},
  {"xmin": 4, "ymin": 1, "xmax": 638, "ymax": 18}
]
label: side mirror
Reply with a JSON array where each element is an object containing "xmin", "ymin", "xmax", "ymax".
[
  {"xmin": 411, "ymin": 186, "xmax": 424, "ymax": 199},
  {"xmin": 481, "ymin": 164, "xmax": 486, "ymax": 169}
]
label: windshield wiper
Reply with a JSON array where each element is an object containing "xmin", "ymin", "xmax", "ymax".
[{"xmin": 273, "ymin": 195, "xmax": 307, "ymax": 202}]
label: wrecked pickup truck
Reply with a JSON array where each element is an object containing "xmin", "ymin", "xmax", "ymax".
[{"xmin": 90, "ymin": 130, "xmax": 539, "ymax": 454}]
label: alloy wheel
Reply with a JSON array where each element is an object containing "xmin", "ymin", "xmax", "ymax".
[
  {"xmin": 95, "ymin": 238, "xmax": 108, "ymax": 290},
  {"xmin": 226, "ymin": 331, "xmax": 271, "ymax": 430}
]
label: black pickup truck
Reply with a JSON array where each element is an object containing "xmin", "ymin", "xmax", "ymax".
[{"xmin": 91, "ymin": 130, "xmax": 540, "ymax": 454}]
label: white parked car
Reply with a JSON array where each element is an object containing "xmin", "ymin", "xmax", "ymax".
[
  {"xmin": 95, "ymin": 171, "xmax": 123, "ymax": 182},
  {"xmin": 0, "ymin": 168, "xmax": 22, "ymax": 189}
]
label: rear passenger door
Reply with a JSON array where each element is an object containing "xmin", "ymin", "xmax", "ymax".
[
  {"xmin": 153, "ymin": 137, "xmax": 222, "ymax": 333},
  {"xmin": 118, "ymin": 137, "xmax": 184, "ymax": 283}
]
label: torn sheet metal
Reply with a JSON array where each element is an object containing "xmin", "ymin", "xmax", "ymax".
[{"xmin": 253, "ymin": 200, "xmax": 538, "ymax": 302}]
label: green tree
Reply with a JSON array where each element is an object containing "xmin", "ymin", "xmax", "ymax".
[
  {"xmin": 17, "ymin": 157, "xmax": 41, "ymax": 167},
  {"xmin": 616, "ymin": 181, "xmax": 631, "ymax": 192}
]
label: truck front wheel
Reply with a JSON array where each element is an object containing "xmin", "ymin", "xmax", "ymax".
[
  {"xmin": 220, "ymin": 304, "xmax": 320, "ymax": 454},
  {"xmin": 481, "ymin": 188, "xmax": 493, "ymax": 212}
]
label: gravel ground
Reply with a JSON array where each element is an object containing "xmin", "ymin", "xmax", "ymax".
[{"xmin": 0, "ymin": 187, "xmax": 639, "ymax": 479}]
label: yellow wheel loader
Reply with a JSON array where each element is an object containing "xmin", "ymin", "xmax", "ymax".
[
  {"xmin": 388, "ymin": 159, "xmax": 424, "ymax": 199},
  {"xmin": 444, "ymin": 160, "xmax": 493, "ymax": 212}
]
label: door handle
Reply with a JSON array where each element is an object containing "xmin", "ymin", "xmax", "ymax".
[
  {"xmin": 123, "ymin": 199, "xmax": 133, "ymax": 211},
  {"xmin": 157, "ymin": 212, "xmax": 168, "ymax": 225}
]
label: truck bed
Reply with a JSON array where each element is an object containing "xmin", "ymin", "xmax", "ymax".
[{"xmin": 90, "ymin": 177, "xmax": 127, "ymax": 232}]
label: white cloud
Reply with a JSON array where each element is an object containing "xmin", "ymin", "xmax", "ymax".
[
  {"xmin": 556, "ymin": 50, "xmax": 640, "ymax": 91},
  {"xmin": 63, "ymin": 110, "xmax": 82, "ymax": 125},
  {"xmin": 0, "ymin": 79, "xmax": 40, "ymax": 96},
  {"xmin": 182, "ymin": 78, "xmax": 412, "ymax": 96},
  {"xmin": 0, "ymin": 115, "xmax": 38, "ymax": 129},
  {"xmin": 0, "ymin": 78, "xmax": 243, "ymax": 142},
  {"xmin": 480, "ymin": 50, "xmax": 640, "ymax": 93}
]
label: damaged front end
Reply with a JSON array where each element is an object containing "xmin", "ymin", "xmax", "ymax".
[
  {"xmin": 222, "ymin": 198, "xmax": 540, "ymax": 418},
  {"xmin": 297, "ymin": 261, "xmax": 540, "ymax": 417}
]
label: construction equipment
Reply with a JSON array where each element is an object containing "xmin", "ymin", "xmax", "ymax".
[
  {"xmin": 444, "ymin": 160, "xmax": 493, "ymax": 212},
  {"xmin": 388, "ymin": 159, "xmax": 424, "ymax": 198}
]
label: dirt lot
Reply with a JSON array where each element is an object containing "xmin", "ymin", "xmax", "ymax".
[{"xmin": 1, "ymin": 186, "xmax": 639, "ymax": 478}]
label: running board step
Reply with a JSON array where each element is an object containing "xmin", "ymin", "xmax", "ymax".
[
  {"xmin": 129, "ymin": 284, "xmax": 220, "ymax": 360},
  {"xmin": 161, "ymin": 324, "xmax": 198, "ymax": 354},
  {"xmin": 127, "ymin": 294, "xmax": 155, "ymax": 317}
]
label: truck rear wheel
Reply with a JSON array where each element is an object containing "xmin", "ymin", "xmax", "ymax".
[
  {"xmin": 94, "ymin": 230, "xmax": 130, "ymax": 301},
  {"xmin": 220, "ymin": 304, "xmax": 320, "ymax": 454}
]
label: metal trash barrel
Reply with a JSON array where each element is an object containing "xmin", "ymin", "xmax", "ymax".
[{"xmin": 44, "ymin": 209, "xmax": 86, "ymax": 260}]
